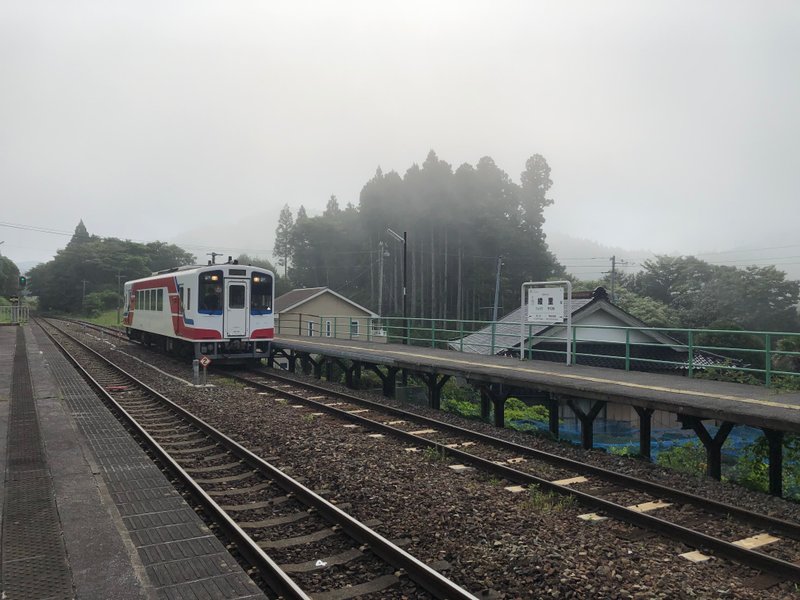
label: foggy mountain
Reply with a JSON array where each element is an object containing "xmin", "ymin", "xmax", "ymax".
[
  {"xmin": 546, "ymin": 231, "xmax": 800, "ymax": 283},
  {"xmin": 165, "ymin": 210, "xmax": 800, "ymax": 286}
]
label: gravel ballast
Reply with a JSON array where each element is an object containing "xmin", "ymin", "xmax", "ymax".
[{"xmin": 65, "ymin": 327, "xmax": 800, "ymax": 598}]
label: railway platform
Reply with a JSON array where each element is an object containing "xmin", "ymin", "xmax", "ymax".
[
  {"xmin": 0, "ymin": 323, "xmax": 265, "ymax": 599},
  {"xmin": 271, "ymin": 334, "xmax": 800, "ymax": 496}
]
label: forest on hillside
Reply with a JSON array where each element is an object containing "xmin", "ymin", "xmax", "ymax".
[
  {"xmin": 9, "ymin": 150, "xmax": 799, "ymax": 334},
  {"xmin": 28, "ymin": 221, "xmax": 196, "ymax": 314},
  {"xmin": 275, "ymin": 151, "xmax": 562, "ymax": 322},
  {"xmin": 276, "ymin": 151, "xmax": 800, "ymax": 333}
]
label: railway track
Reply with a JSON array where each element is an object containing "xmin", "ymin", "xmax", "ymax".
[
  {"xmin": 39, "ymin": 319, "xmax": 477, "ymax": 600},
  {"xmin": 224, "ymin": 366, "xmax": 800, "ymax": 586}
]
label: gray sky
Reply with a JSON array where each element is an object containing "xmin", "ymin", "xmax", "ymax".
[{"xmin": 2, "ymin": 1, "xmax": 799, "ymax": 275}]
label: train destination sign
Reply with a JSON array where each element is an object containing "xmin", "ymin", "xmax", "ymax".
[{"xmin": 526, "ymin": 287, "xmax": 565, "ymax": 323}]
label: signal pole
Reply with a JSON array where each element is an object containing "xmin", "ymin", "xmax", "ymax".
[
  {"xmin": 81, "ymin": 280, "xmax": 88, "ymax": 313},
  {"xmin": 116, "ymin": 272, "xmax": 126, "ymax": 324}
]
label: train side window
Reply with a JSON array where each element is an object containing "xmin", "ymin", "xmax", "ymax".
[
  {"xmin": 157, "ymin": 289, "xmax": 164, "ymax": 311},
  {"xmin": 179, "ymin": 286, "xmax": 184, "ymax": 311},
  {"xmin": 187, "ymin": 288, "xmax": 191, "ymax": 311},
  {"xmin": 250, "ymin": 272, "xmax": 273, "ymax": 313},
  {"xmin": 143, "ymin": 290, "xmax": 148, "ymax": 311}
]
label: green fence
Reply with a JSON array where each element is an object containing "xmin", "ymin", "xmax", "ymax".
[
  {"xmin": 275, "ymin": 313, "xmax": 800, "ymax": 388},
  {"xmin": 0, "ymin": 305, "xmax": 29, "ymax": 324}
]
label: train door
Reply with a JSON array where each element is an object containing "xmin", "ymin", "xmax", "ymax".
[{"xmin": 224, "ymin": 279, "xmax": 248, "ymax": 337}]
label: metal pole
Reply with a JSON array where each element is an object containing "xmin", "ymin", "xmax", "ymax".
[
  {"xmin": 387, "ymin": 228, "xmax": 409, "ymax": 344},
  {"xmin": 378, "ymin": 241, "xmax": 385, "ymax": 317},
  {"xmin": 116, "ymin": 272, "xmax": 125, "ymax": 324},
  {"xmin": 492, "ymin": 256, "xmax": 502, "ymax": 322},
  {"xmin": 403, "ymin": 231, "xmax": 408, "ymax": 344},
  {"xmin": 610, "ymin": 255, "xmax": 616, "ymax": 302}
]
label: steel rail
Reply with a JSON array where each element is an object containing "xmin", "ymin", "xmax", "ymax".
[
  {"xmin": 243, "ymin": 369, "xmax": 800, "ymax": 538},
  {"xmin": 41, "ymin": 319, "xmax": 478, "ymax": 600},
  {"xmin": 39, "ymin": 320, "xmax": 310, "ymax": 599},
  {"xmin": 235, "ymin": 370, "xmax": 800, "ymax": 583}
]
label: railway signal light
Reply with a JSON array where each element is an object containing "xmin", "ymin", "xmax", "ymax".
[{"xmin": 18, "ymin": 275, "xmax": 27, "ymax": 288}]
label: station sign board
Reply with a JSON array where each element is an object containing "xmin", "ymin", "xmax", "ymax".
[{"xmin": 526, "ymin": 287, "xmax": 565, "ymax": 324}]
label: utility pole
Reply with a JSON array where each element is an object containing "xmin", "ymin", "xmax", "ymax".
[
  {"xmin": 610, "ymin": 255, "xmax": 616, "ymax": 303},
  {"xmin": 377, "ymin": 241, "xmax": 388, "ymax": 317},
  {"xmin": 81, "ymin": 280, "xmax": 88, "ymax": 314},
  {"xmin": 608, "ymin": 255, "xmax": 629, "ymax": 303},
  {"xmin": 492, "ymin": 256, "xmax": 503, "ymax": 322},
  {"xmin": 116, "ymin": 272, "xmax": 126, "ymax": 324},
  {"xmin": 206, "ymin": 252, "xmax": 222, "ymax": 265},
  {"xmin": 387, "ymin": 229, "xmax": 408, "ymax": 343}
]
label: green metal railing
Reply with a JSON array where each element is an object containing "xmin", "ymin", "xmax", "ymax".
[
  {"xmin": 0, "ymin": 305, "xmax": 29, "ymax": 324},
  {"xmin": 274, "ymin": 313, "xmax": 800, "ymax": 388}
]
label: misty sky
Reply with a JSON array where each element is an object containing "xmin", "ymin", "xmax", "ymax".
[{"xmin": 2, "ymin": 1, "xmax": 799, "ymax": 273}]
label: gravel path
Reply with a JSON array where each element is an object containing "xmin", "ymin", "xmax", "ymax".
[{"xmin": 70, "ymin": 327, "xmax": 800, "ymax": 598}]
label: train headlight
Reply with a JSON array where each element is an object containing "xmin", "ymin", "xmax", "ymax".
[
  {"xmin": 253, "ymin": 276, "xmax": 261, "ymax": 283},
  {"xmin": 211, "ymin": 275, "xmax": 219, "ymax": 281}
]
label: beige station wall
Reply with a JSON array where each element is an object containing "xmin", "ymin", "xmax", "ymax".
[{"xmin": 276, "ymin": 292, "xmax": 386, "ymax": 342}]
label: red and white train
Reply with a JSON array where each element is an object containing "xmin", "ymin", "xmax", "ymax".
[{"xmin": 122, "ymin": 261, "xmax": 274, "ymax": 361}]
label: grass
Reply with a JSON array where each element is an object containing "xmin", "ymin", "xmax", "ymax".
[
  {"xmin": 525, "ymin": 484, "xmax": 576, "ymax": 513},
  {"xmin": 81, "ymin": 309, "xmax": 125, "ymax": 328},
  {"xmin": 422, "ymin": 446, "xmax": 449, "ymax": 462}
]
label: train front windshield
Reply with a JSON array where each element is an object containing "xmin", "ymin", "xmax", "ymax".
[
  {"xmin": 251, "ymin": 272, "xmax": 273, "ymax": 313},
  {"xmin": 199, "ymin": 270, "xmax": 224, "ymax": 312}
]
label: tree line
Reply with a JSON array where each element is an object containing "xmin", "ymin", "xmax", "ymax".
[
  {"xmin": 0, "ymin": 256, "xmax": 22, "ymax": 300},
  {"xmin": 7, "ymin": 150, "xmax": 798, "ymax": 335},
  {"xmin": 275, "ymin": 150, "xmax": 562, "ymax": 322},
  {"xmin": 28, "ymin": 221, "xmax": 196, "ymax": 314},
  {"xmin": 578, "ymin": 256, "xmax": 800, "ymax": 334},
  {"xmin": 275, "ymin": 150, "xmax": 800, "ymax": 333}
]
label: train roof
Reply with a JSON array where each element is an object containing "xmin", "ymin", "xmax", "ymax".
[{"xmin": 125, "ymin": 263, "xmax": 273, "ymax": 285}]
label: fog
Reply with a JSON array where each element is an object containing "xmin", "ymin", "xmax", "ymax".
[{"xmin": 2, "ymin": 1, "xmax": 799, "ymax": 276}]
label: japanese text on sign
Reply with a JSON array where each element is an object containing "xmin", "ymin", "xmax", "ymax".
[{"xmin": 527, "ymin": 287, "xmax": 565, "ymax": 323}]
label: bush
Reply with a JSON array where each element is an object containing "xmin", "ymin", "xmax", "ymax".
[
  {"xmin": 656, "ymin": 441, "xmax": 706, "ymax": 476},
  {"xmin": 731, "ymin": 433, "xmax": 800, "ymax": 500},
  {"xmin": 83, "ymin": 290, "xmax": 120, "ymax": 316},
  {"xmin": 504, "ymin": 397, "xmax": 549, "ymax": 432},
  {"xmin": 441, "ymin": 379, "xmax": 482, "ymax": 419}
]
